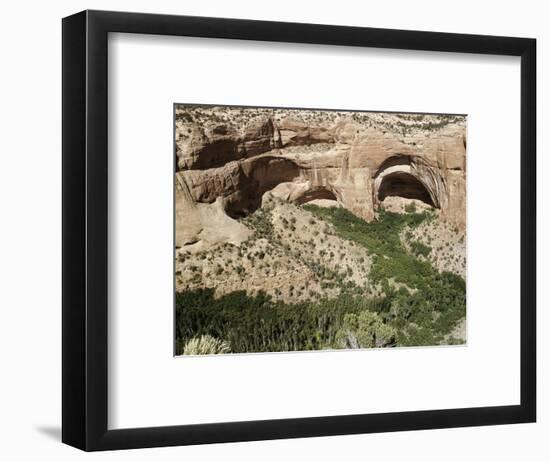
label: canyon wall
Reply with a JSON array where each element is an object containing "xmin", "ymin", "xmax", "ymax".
[{"xmin": 175, "ymin": 107, "xmax": 466, "ymax": 248}]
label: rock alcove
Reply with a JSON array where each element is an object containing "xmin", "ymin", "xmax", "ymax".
[{"xmin": 174, "ymin": 109, "xmax": 466, "ymax": 248}]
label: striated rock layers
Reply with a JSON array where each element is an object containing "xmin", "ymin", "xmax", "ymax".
[{"xmin": 175, "ymin": 108, "xmax": 466, "ymax": 248}]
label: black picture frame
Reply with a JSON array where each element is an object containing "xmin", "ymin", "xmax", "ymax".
[{"xmin": 62, "ymin": 9, "xmax": 536, "ymax": 451}]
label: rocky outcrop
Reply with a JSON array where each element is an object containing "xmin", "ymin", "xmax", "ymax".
[
  {"xmin": 176, "ymin": 116, "xmax": 282, "ymax": 170},
  {"xmin": 175, "ymin": 174, "xmax": 251, "ymax": 248},
  {"xmin": 278, "ymin": 117, "xmax": 335, "ymax": 146},
  {"xmin": 175, "ymin": 107, "xmax": 467, "ymax": 248}
]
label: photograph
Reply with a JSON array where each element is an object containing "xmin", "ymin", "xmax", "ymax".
[{"xmin": 174, "ymin": 105, "xmax": 467, "ymax": 355}]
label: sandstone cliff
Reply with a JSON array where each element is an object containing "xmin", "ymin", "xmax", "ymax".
[{"xmin": 175, "ymin": 106, "xmax": 466, "ymax": 249}]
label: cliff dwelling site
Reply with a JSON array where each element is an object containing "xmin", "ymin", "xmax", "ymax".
[{"xmin": 174, "ymin": 105, "xmax": 467, "ymax": 355}]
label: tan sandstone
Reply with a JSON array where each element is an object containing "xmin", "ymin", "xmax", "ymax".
[{"xmin": 175, "ymin": 107, "xmax": 466, "ymax": 248}]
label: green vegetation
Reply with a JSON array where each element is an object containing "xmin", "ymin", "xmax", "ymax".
[
  {"xmin": 182, "ymin": 334, "xmax": 231, "ymax": 355},
  {"xmin": 409, "ymin": 241, "xmax": 432, "ymax": 258},
  {"xmin": 176, "ymin": 289, "xmax": 391, "ymax": 354},
  {"xmin": 175, "ymin": 205, "xmax": 466, "ymax": 354},
  {"xmin": 404, "ymin": 202, "xmax": 417, "ymax": 213},
  {"xmin": 335, "ymin": 310, "xmax": 397, "ymax": 349},
  {"xmin": 303, "ymin": 206, "xmax": 465, "ymax": 346}
]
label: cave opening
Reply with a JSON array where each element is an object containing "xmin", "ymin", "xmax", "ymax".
[
  {"xmin": 377, "ymin": 172, "xmax": 436, "ymax": 208},
  {"xmin": 295, "ymin": 188, "xmax": 338, "ymax": 206},
  {"xmin": 224, "ymin": 188, "xmax": 263, "ymax": 219},
  {"xmin": 223, "ymin": 157, "xmax": 302, "ymax": 219}
]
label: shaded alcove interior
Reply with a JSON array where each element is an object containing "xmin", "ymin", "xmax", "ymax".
[
  {"xmin": 224, "ymin": 157, "xmax": 302, "ymax": 219},
  {"xmin": 223, "ymin": 155, "xmax": 341, "ymax": 218},
  {"xmin": 295, "ymin": 188, "xmax": 338, "ymax": 205},
  {"xmin": 374, "ymin": 154, "xmax": 413, "ymax": 176},
  {"xmin": 377, "ymin": 172, "xmax": 436, "ymax": 208}
]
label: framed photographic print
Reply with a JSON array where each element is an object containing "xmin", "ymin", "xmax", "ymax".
[{"xmin": 62, "ymin": 10, "xmax": 536, "ymax": 451}]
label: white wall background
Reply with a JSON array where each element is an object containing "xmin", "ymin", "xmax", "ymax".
[{"xmin": 0, "ymin": 0, "xmax": 547, "ymax": 459}]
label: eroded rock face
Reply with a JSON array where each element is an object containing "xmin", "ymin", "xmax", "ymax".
[
  {"xmin": 175, "ymin": 107, "xmax": 467, "ymax": 247},
  {"xmin": 175, "ymin": 174, "xmax": 251, "ymax": 249},
  {"xmin": 176, "ymin": 116, "xmax": 282, "ymax": 170},
  {"xmin": 278, "ymin": 117, "xmax": 335, "ymax": 146}
]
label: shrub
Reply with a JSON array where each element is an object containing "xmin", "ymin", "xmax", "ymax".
[
  {"xmin": 182, "ymin": 335, "xmax": 231, "ymax": 355},
  {"xmin": 404, "ymin": 202, "xmax": 417, "ymax": 213},
  {"xmin": 410, "ymin": 241, "xmax": 432, "ymax": 258},
  {"xmin": 335, "ymin": 311, "xmax": 397, "ymax": 349}
]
